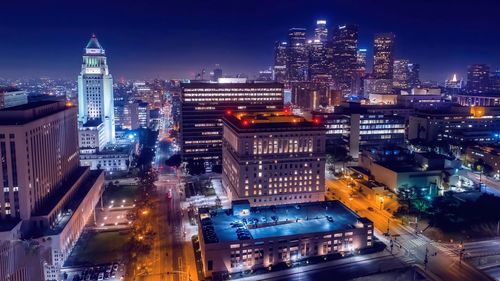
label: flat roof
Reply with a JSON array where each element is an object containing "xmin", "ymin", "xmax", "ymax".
[
  {"xmin": 199, "ymin": 201, "xmax": 369, "ymax": 244},
  {"xmin": 0, "ymin": 100, "xmax": 55, "ymax": 111},
  {"xmin": 0, "ymin": 101, "xmax": 72, "ymax": 125},
  {"xmin": 223, "ymin": 112, "xmax": 325, "ymax": 132},
  {"xmin": 82, "ymin": 119, "xmax": 103, "ymax": 127},
  {"xmin": 181, "ymin": 81, "xmax": 283, "ymax": 88}
]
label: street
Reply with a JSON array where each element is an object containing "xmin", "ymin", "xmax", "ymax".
[
  {"xmin": 128, "ymin": 100, "xmax": 197, "ymax": 281},
  {"xmin": 326, "ymin": 177, "xmax": 493, "ymax": 281}
]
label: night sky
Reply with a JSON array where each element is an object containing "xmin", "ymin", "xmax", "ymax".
[{"xmin": 1, "ymin": 0, "xmax": 499, "ymax": 81}]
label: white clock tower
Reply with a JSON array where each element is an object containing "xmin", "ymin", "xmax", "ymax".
[{"xmin": 77, "ymin": 34, "xmax": 115, "ymax": 144}]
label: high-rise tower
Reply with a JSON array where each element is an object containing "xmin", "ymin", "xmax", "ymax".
[
  {"xmin": 314, "ymin": 20, "xmax": 328, "ymax": 42},
  {"xmin": 373, "ymin": 33, "xmax": 395, "ymax": 79},
  {"xmin": 287, "ymin": 28, "xmax": 308, "ymax": 81},
  {"xmin": 332, "ymin": 24, "xmax": 359, "ymax": 93},
  {"xmin": 77, "ymin": 34, "xmax": 115, "ymax": 144},
  {"xmin": 466, "ymin": 64, "xmax": 490, "ymax": 94}
]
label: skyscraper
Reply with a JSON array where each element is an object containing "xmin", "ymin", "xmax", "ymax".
[
  {"xmin": 352, "ymin": 48, "xmax": 367, "ymax": 96},
  {"xmin": 307, "ymin": 39, "xmax": 328, "ymax": 79},
  {"xmin": 331, "ymin": 24, "xmax": 359, "ymax": 94},
  {"xmin": 466, "ymin": 64, "xmax": 490, "ymax": 94},
  {"xmin": 393, "ymin": 59, "xmax": 410, "ymax": 90},
  {"xmin": 213, "ymin": 64, "xmax": 223, "ymax": 81},
  {"xmin": 314, "ymin": 20, "xmax": 328, "ymax": 42},
  {"xmin": 356, "ymin": 48, "xmax": 367, "ymax": 74},
  {"xmin": 273, "ymin": 41, "xmax": 288, "ymax": 83},
  {"xmin": 180, "ymin": 80, "xmax": 284, "ymax": 167},
  {"xmin": 373, "ymin": 33, "xmax": 395, "ymax": 79},
  {"xmin": 490, "ymin": 69, "xmax": 500, "ymax": 94},
  {"xmin": 408, "ymin": 63, "xmax": 421, "ymax": 89},
  {"xmin": 287, "ymin": 28, "xmax": 308, "ymax": 81},
  {"xmin": 77, "ymin": 34, "xmax": 115, "ymax": 144}
]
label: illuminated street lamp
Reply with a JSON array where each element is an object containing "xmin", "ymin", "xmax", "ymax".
[{"xmin": 379, "ymin": 196, "xmax": 384, "ymax": 210}]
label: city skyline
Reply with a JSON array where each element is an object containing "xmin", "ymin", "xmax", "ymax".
[{"xmin": 1, "ymin": 0, "xmax": 500, "ymax": 81}]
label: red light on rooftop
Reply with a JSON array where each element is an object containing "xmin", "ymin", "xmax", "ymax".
[
  {"xmin": 313, "ymin": 118, "xmax": 320, "ymax": 124},
  {"xmin": 242, "ymin": 120, "xmax": 249, "ymax": 126},
  {"xmin": 226, "ymin": 109, "xmax": 233, "ymax": 115}
]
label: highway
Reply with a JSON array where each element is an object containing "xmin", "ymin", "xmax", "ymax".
[{"xmin": 326, "ymin": 178, "xmax": 494, "ymax": 281}]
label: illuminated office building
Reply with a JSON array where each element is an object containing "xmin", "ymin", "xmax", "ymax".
[
  {"xmin": 273, "ymin": 41, "xmax": 288, "ymax": 83},
  {"xmin": 393, "ymin": 59, "xmax": 410, "ymax": 91},
  {"xmin": 0, "ymin": 101, "xmax": 104, "ymax": 281},
  {"xmin": 466, "ymin": 64, "xmax": 490, "ymax": 94},
  {"xmin": 213, "ymin": 64, "xmax": 223, "ymax": 81},
  {"xmin": 308, "ymin": 39, "xmax": 328, "ymax": 79},
  {"xmin": 490, "ymin": 69, "xmax": 500, "ymax": 93},
  {"xmin": 373, "ymin": 33, "xmax": 395, "ymax": 79},
  {"xmin": 180, "ymin": 80, "xmax": 284, "ymax": 166},
  {"xmin": 408, "ymin": 105, "xmax": 500, "ymax": 144},
  {"xmin": 198, "ymin": 200, "xmax": 373, "ymax": 279},
  {"xmin": 222, "ymin": 111, "xmax": 326, "ymax": 206},
  {"xmin": 352, "ymin": 48, "xmax": 367, "ymax": 96},
  {"xmin": 287, "ymin": 28, "xmax": 308, "ymax": 81},
  {"xmin": 408, "ymin": 63, "xmax": 421, "ymax": 89},
  {"xmin": 0, "ymin": 87, "xmax": 27, "ymax": 109},
  {"xmin": 313, "ymin": 103, "xmax": 405, "ymax": 158},
  {"xmin": 444, "ymin": 74, "xmax": 464, "ymax": 95},
  {"xmin": 331, "ymin": 24, "xmax": 359, "ymax": 94},
  {"xmin": 314, "ymin": 19, "xmax": 328, "ymax": 42},
  {"xmin": 77, "ymin": 34, "xmax": 115, "ymax": 144}
]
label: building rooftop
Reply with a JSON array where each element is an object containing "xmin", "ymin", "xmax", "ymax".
[
  {"xmin": 199, "ymin": 200, "xmax": 370, "ymax": 244},
  {"xmin": 181, "ymin": 81, "xmax": 283, "ymax": 88},
  {"xmin": 30, "ymin": 169, "xmax": 103, "ymax": 237},
  {"xmin": 0, "ymin": 101, "xmax": 73, "ymax": 125},
  {"xmin": 0, "ymin": 86, "xmax": 21, "ymax": 93},
  {"xmin": 0, "ymin": 218, "xmax": 22, "ymax": 232},
  {"xmin": 82, "ymin": 119, "xmax": 103, "ymax": 127},
  {"xmin": 223, "ymin": 112, "xmax": 325, "ymax": 132}
]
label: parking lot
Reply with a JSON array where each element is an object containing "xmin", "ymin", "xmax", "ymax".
[{"xmin": 62, "ymin": 263, "xmax": 125, "ymax": 281}]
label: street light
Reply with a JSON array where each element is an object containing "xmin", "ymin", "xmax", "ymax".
[{"xmin": 379, "ymin": 196, "xmax": 384, "ymax": 210}]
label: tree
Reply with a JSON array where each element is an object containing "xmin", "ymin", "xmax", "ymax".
[
  {"xmin": 165, "ymin": 154, "xmax": 182, "ymax": 167},
  {"xmin": 186, "ymin": 161, "xmax": 205, "ymax": 175}
]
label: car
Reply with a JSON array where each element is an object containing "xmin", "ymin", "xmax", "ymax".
[
  {"xmin": 112, "ymin": 263, "xmax": 119, "ymax": 271},
  {"xmin": 97, "ymin": 272, "xmax": 104, "ymax": 280},
  {"xmin": 367, "ymin": 207, "xmax": 374, "ymax": 212}
]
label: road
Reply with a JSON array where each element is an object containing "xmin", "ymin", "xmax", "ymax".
[
  {"xmin": 130, "ymin": 99, "xmax": 197, "ymax": 281},
  {"xmin": 458, "ymin": 169, "xmax": 500, "ymax": 197},
  {"xmin": 326, "ymin": 178, "xmax": 494, "ymax": 281},
  {"xmin": 239, "ymin": 251, "xmax": 408, "ymax": 281}
]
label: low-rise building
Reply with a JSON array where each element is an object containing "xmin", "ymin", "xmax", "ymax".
[
  {"xmin": 79, "ymin": 143, "xmax": 136, "ymax": 171},
  {"xmin": 198, "ymin": 200, "xmax": 373, "ymax": 279},
  {"xmin": 408, "ymin": 105, "xmax": 500, "ymax": 144},
  {"xmin": 456, "ymin": 92, "xmax": 500, "ymax": 107},
  {"xmin": 78, "ymin": 119, "xmax": 106, "ymax": 151},
  {"xmin": 222, "ymin": 111, "xmax": 326, "ymax": 206},
  {"xmin": 0, "ymin": 87, "xmax": 28, "ymax": 109},
  {"xmin": 313, "ymin": 103, "xmax": 406, "ymax": 158},
  {"xmin": 465, "ymin": 145, "xmax": 500, "ymax": 178},
  {"xmin": 357, "ymin": 147, "xmax": 458, "ymax": 193}
]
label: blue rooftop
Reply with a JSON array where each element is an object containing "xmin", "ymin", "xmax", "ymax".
[{"xmin": 199, "ymin": 201, "xmax": 370, "ymax": 244}]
